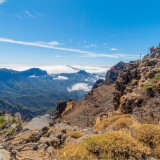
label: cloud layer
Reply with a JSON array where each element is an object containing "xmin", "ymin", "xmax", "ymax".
[
  {"xmin": 67, "ymin": 83, "xmax": 92, "ymax": 92},
  {"xmin": 54, "ymin": 76, "xmax": 68, "ymax": 80},
  {"xmin": 0, "ymin": 64, "xmax": 110, "ymax": 74}
]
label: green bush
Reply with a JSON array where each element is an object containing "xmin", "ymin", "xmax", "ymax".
[
  {"xmin": 0, "ymin": 116, "xmax": 5, "ymax": 123},
  {"xmin": 143, "ymin": 73, "xmax": 160, "ymax": 91},
  {"xmin": 0, "ymin": 123, "xmax": 5, "ymax": 129}
]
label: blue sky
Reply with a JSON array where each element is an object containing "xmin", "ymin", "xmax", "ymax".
[{"xmin": 0, "ymin": 0, "xmax": 160, "ymax": 66}]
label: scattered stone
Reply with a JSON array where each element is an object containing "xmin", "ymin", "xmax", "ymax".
[
  {"xmin": 32, "ymin": 144, "xmax": 38, "ymax": 150},
  {"xmin": 49, "ymin": 138, "xmax": 60, "ymax": 148},
  {"xmin": 41, "ymin": 143, "xmax": 49, "ymax": 150},
  {"xmin": 0, "ymin": 149, "xmax": 10, "ymax": 160},
  {"xmin": 41, "ymin": 126, "xmax": 49, "ymax": 135},
  {"xmin": 61, "ymin": 129, "xmax": 67, "ymax": 134},
  {"xmin": 14, "ymin": 112, "xmax": 22, "ymax": 122},
  {"xmin": 22, "ymin": 128, "xmax": 30, "ymax": 132},
  {"xmin": 25, "ymin": 114, "xmax": 54, "ymax": 130},
  {"xmin": 27, "ymin": 131, "xmax": 41, "ymax": 142},
  {"xmin": 49, "ymin": 132, "xmax": 57, "ymax": 139},
  {"xmin": 11, "ymin": 124, "xmax": 23, "ymax": 132}
]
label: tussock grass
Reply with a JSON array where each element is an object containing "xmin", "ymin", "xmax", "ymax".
[
  {"xmin": 135, "ymin": 124, "xmax": 160, "ymax": 150},
  {"xmin": 94, "ymin": 114, "xmax": 133, "ymax": 131},
  {"xmin": 58, "ymin": 144, "xmax": 96, "ymax": 160},
  {"xmin": 66, "ymin": 131, "xmax": 84, "ymax": 139},
  {"xmin": 59, "ymin": 131, "xmax": 150, "ymax": 160}
]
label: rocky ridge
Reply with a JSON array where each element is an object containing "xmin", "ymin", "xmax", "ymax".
[{"xmin": 0, "ymin": 47, "xmax": 160, "ymax": 159}]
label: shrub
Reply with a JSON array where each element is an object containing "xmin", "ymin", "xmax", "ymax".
[
  {"xmin": 66, "ymin": 131, "xmax": 84, "ymax": 139},
  {"xmin": 135, "ymin": 124, "xmax": 160, "ymax": 150},
  {"xmin": 58, "ymin": 144, "xmax": 96, "ymax": 160},
  {"xmin": 60, "ymin": 131, "xmax": 150, "ymax": 160},
  {"xmin": 10, "ymin": 117, "xmax": 17, "ymax": 124},
  {"xmin": 114, "ymin": 117, "xmax": 133, "ymax": 129},
  {"xmin": 143, "ymin": 73, "xmax": 160, "ymax": 91},
  {"xmin": 0, "ymin": 123, "xmax": 5, "ymax": 130},
  {"xmin": 83, "ymin": 131, "xmax": 150, "ymax": 160},
  {"xmin": 0, "ymin": 116, "xmax": 5, "ymax": 123},
  {"xmin": 10, "ymin": 117, "xmax": 22, "ymax": 125},
  {"xmin": 6, "ymin": 128, "xmax": 16, "ymax": 135},
  {"xmin": 94, "ymin": 114, "xmax": 132, "ymax": 131}
]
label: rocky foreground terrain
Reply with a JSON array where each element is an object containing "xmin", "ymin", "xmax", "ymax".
[{"xmin": 0, "ymin": 47, "xmax": 160, "ymax": 159}]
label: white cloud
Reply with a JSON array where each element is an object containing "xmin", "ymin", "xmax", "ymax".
[
  {"xmin": 110, "ymin": 48, "xmax": 118, "ymax": 51},
  {"xmin": 0, "ymin": 64, "xmax": 110, "ymax": 75},
  {"xmin": 0, "ymin": 0, "xmax": 6, "ymax": 4},
  {"xmin": 0, "ymin": 37, "xmax": 140, "ymax": 59},
  {"xmin": 48, "ymin": 41, "xmax": 60, "ymax": 45},
  {"xmin": 67, "ymin": 83, "xmax": 92, "ymax": 92},
  {"xmin": 37, "ymin": 41, "xmax": 61, "ymax": 46},
  {"xmin": 0, "ymin": 37, "xmax": 118, "ymax": 58},
  {"xmin": 55, "ymin": 56, "xmax": 62, "ymax": 58},
  {"xmin": 71, "ymin": 65, "xmax": 110, "ymax": 74},
  {"xmin": 83, "ymin": 44, "xmax": 97, "ymax": 48},
  {"xmin": 41, "ymin": 65, "xmax": 77, "ymax": 74},
  {"xmin": 25, "ymin": 10, "xmax": 34, "ymax": 17},
  {"xmin": 54, "ymin": 76, "xmax": 68, "ymax": 80}
]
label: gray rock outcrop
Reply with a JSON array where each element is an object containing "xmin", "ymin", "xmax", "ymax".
[{"xmin": 25, "ymin": 114, "xmax": 53, "ymax": 130}]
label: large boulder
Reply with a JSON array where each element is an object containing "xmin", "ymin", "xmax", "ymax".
[{"xmin": 25, "ymin": 114, "xmax": 53, "ymax": 130}]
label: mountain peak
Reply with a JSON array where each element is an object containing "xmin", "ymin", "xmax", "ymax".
[
  {"xmin": 21, "ymin": 68, "xmax": 48, "ymax": 77},
  {"xmin": 77, "ymin": 70, "xmax": 88, "ymax": 75}
]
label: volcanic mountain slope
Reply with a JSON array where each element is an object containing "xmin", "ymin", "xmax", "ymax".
[
  {"xmin": 56, "ymin": 47, "xmax": 160, "ymax": 127},
  {"xmin": 92, "ymin": 61, "xmax": 127, "ymax": 89},
  {"xmin": 55, "ymin": 61, "xmax": 127, "ymax": 127},
  {"xmin": 56, "ymin": 84, "xmax": 115, "ymax": 127},
  {"xmin": 114, "ymin": 54, "xmax": 160, "ymax": 124},
  {"xmin": 1, "ymin": 52, "xmax": 160, "ymax": 160}
]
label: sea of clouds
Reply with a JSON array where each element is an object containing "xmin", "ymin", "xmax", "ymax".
[{"xmin": 0, "ymin": 64, "xmax": 110, "ymax": 75}]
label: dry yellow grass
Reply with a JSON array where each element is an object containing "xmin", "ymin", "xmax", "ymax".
[
  {"xmin": 59, "ymin": 131, "xmax": 150, "ymax": 160},
  {"xmin": 94, "ymin": 114, "xmax": 133, "ymax": 131},
  {"xmin": 135, "ymin": 124, "xmax": 160, "ymax": 150},
  {"xmin": 58, "ymin": 144, "xmax": 96, "ymax": 160},
  {"xmin": 66, "ymin": 131, "xmax": 84, "ymax": 139}
]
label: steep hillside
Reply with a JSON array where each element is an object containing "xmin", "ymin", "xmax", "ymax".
[
  {"xmin": 55, "ymin": 84, "xmax": 115, "ymax": 127},
  {"xmin": 56, "ymin": 47, "xmax": 160, "ymax": 127},
  {"xmin": 92, "ymin": 61, "xmax": 127, "ymax": 89},
  {"xmin": 114, "ymin": 51, "xmax": 160, "ymax": 124},
  {"xmin": 55, "ymin": 61, "xmax": 127, "ymax": 127}
]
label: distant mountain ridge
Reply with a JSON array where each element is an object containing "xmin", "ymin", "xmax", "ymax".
[{"xmin": 0, "ymin": 67, "xmax": 104, "ymax": 119}]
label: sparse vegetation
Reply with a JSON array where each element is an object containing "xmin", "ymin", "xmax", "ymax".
[
  {"xmin": 114, "ymin": 117, "xmax": 134, "ymax": 129},
  {"xmin": 0, "ymin": 116, "xmax": 5, "ymax": 123},
  {"xmin": 135, "ymin": 124, "xmax": 160, "ymax": 150},
  {"xmin": 143, "ymin": 73, "xmax": 160, "ymax": 91},
  {"xmin": 94, "ymin": 114, "xmax": 133, "ymax": 131},
  {"xmin": 59, "ymin": 131, "xmax": 150, "ymax": 160},
  {"xmin": 66, "ymin": 131, "xmax": 84, "ymax": 139},
  {"xmin": 58, "ymin": 144, "xmax": 96, "ymax": 160},
  {"xmin": 10, "ymin": 116, "xmax": 22, "ymax": 125}
]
